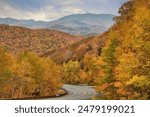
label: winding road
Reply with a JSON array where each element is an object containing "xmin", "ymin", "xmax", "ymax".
[{"xmin": 47, "ymin": 84, "xmax": 97, "ymax": 100}]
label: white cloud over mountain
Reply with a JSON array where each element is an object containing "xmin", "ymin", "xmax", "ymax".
[{"xmin": 0, "ymin": 0, "xmax": 127, "ymax": 21}]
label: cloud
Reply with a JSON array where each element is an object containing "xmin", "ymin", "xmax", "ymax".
[
  {"xmin": 0, "ymin": 0, "xmax": 47, "ymax": 21},
  {"xmin": 0, "ymin": 0, "xmax": 128, "ymax": 21}
]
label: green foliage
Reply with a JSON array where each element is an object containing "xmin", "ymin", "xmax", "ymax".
[{"xmin": 101, "ymin": 38, "xmax": 118, "ymax": 84}]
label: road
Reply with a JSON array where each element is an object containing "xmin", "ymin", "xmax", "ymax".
[{"xmin": 47, "ymin": 84, "xmax": 97, "ymax": 100}]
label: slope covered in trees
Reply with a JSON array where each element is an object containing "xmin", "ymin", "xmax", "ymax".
[
  {"xmin": 44, "ymin": 33, "xmax": 108, "ymax": 63},
  {"xmin": 95, "ymin": 0, "xmax": 150, "ymax": 100},
  {"xmin": 0, "ymin": 25, "xmax": 83, "ymax": 55}
]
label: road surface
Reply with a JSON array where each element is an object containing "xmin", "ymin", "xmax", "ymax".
[{"xmin": 47, "ymin": 84, "xmax": 97, "ymax": 100}]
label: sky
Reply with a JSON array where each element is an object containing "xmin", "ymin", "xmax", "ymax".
[{"xmin": 0, "ymin": 0, "xmax": 128, "ymax": 21}]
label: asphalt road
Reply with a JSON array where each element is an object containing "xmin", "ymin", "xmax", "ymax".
[{"xmin": 47, "ymin": 84, "xmax": 97, "ymax": 100}]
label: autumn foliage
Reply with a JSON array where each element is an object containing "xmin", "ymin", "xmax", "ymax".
[
  {"xmin": 61, "ymin": 0, "xmax": 150, "ymax": 100},
  {"xmin": 0, "ymin": 48, "xmax": 62, "ymax": 99},
  {"xmin": 0, "ymin": 0, "xmax": 149, "ymax": 100},
  {"xmin": 96, "ymin": 0, "xmax": 150, "ymax": 99},
  {"xmin": 0, "ymin": 25, "xmax": 82, "ymax": 55}
]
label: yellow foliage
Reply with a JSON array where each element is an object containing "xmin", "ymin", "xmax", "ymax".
[{"xmin": 0, "ymin": 49, "xmax": 63, "ymax": 99}]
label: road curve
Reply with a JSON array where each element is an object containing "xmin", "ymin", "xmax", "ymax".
[{"xmin": 47, "ymin": 84, "xmax": 97, "ymax": 100}]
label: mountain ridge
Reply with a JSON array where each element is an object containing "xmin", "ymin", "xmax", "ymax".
[
  {"xmin": 0, "ymin": 13, "xmax": 114, "ymax": 35},
  {"xmin": 47, "ymin": 13, "xmax": 114, "ymax": 35}
]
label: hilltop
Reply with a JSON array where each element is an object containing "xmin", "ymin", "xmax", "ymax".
[{"xmin": 47, "ymin": 13, "xmax": 114, "ymax": 35}]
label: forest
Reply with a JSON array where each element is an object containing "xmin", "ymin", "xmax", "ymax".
[{"xmin": 0, "ymin": 0, "xmax": 150, "ymax": 99}]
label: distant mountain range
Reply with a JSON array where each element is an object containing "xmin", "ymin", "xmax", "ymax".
[
  {"xmin": 0, "ymin": 13, "xmax": 114, "ymax": 35},
  {"xmin": 0, "ymin": 18, "xmax": 47, "ymax": 29}
]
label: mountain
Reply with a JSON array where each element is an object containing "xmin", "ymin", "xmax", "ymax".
[
  {"xmin": 0, "ymin": 18, "xmax": 48, "ymax": 29},
  {"xmin": 47, "ymin": 13, "xmax": 115, "ymax": 35},
  {"xmin": 0, "ymin": 24, "xmax": 83, "ymax": 55},
  {"xmin": 0, "ymin": 13, "xmax": 114, "ymax": 35}
]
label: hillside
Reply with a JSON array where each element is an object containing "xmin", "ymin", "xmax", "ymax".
[
  {"xmin": 0, "ymin": 24, "xmax": 83, "ymax": 55},
  {"xmin": 43, "ymin": 32, "xmax": 108, "ymax": 63}
]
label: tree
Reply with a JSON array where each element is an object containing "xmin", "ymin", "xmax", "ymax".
[
  {"xmin": 0, "ymin": 47, "xmax": 14, "ymax": 98},
  {"xmin": 63, "ymin": 61, "xmax": 82, "ymax": 84},
  {"xmin": 97, "ymin": 32, "xmax": 119, "ymax": 99}
]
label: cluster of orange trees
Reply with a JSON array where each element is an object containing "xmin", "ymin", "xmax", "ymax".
[{"xmin": 0, "ymin": 47, "xmax": 62, "ymax": 99}]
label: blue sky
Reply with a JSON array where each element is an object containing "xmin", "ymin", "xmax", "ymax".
[{"xmin": 0, "ymin": 0, "xmax": 128, "ymax": 21}]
